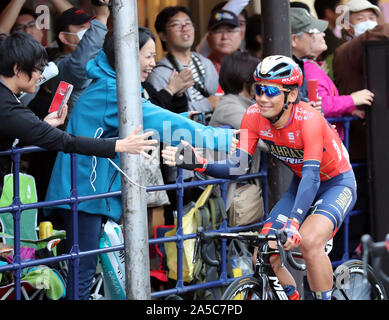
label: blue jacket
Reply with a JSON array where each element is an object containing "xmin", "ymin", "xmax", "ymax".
[{"xmin": 44, "ymin": 50, "xmax": 232, "ymax": 221}]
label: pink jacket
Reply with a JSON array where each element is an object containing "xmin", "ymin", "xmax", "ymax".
[{"xmin": 304, "ymin": 60, "xmax": 356, "ymax": 140}]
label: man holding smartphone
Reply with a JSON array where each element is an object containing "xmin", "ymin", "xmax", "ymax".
[{"xmin": 0, "ymin": 32, "xmax": 157, "ymax": 195}]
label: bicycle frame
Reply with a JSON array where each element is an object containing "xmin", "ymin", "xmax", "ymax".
[
  {"xmin": 254, "ymin": 244, "xmax": 300, "ymax": 300},
  {"xmin": 194, "ymin": 228, "xmax": 306, "ymax": 300}
]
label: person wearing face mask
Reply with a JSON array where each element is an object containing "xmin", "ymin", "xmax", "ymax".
[
  {"xmin": 47, "ymin": 3, "xmax": 111, "ymax": 126},
  {"xmin": 333, "ymin": 0, "xmax": 389, "ymax": 163},
  {"xmin": 333, "ymin": 0, "xmax": 385, "ymax": 94},
  {"xmin": 342, "ymin": 0, "xmax": 381, "ymax": 39},
  {"xmin": 303, "ymin": 29, "xmax": 375, "ymax": 142}
]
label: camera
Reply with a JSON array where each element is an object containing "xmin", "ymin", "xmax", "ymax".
[{"xmin": 91, "ymin": 0, "xmax": 112, "ymax": 7}]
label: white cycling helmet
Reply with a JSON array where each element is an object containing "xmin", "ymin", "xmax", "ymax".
[{"xmin": 254, "ymin": 55, "xmax": 303, "ymax": 87}]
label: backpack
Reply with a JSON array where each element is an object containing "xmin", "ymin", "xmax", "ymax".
[{"xmin": 164, "ymin": 184, "xmax": 227, "ymax": 299}]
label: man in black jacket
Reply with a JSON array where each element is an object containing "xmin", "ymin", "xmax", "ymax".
[{"xmin": 0, "ymin": 32, "xmax": 157, "ymax": 194}]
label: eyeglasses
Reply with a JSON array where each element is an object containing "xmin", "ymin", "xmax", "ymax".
[
  {"xmin": 13, "ymin": 20, "xmax": 37, "ymax": 32},
  {"xmin": 33, "ymin": 65, "xmax": 45, "ymax": 75},
  {"xmin": 211, "ymin": 27, "xmax": 240, "ymax": 36},
  {"xmin": 167, "ymin": 21, "xmax": 194, "ymax": 31},
  {"xmin": 254, "ymin": 84, "xmax": 290, "ymax": 98}
]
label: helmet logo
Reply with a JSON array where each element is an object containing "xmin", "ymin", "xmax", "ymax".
[{"xmin": 282, "ymin": 75, "xmax": 300, "ymax": 84}]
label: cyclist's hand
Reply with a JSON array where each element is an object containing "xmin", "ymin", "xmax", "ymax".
[
  {"xmin": 162, "ymin": 140, "xmax": 207, "ymax": 172},
  {"xmin": 281, "ymin": 218, "xmax": 302, "ymax": 250}
]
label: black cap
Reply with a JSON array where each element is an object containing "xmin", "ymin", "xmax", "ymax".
[
  {"xmin": 208, "ymin": 9, "xmax": 239, "ymax": 31},
  {"xmin": 56, "ymin": 7, "xmax": 94, "ymax": 34}
]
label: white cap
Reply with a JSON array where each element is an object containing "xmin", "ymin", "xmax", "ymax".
[
  {"xmin": 345, "ymin": 0, "xmax": 381, "ymax": 16},
  {"xmin": 40, "ymin": 61, "xmax": 59, "ymax": 85}
]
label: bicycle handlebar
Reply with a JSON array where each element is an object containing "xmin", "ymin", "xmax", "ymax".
[
  {"xmin": 361, "ymin": 233, "xmax": 389, "ymax": 285},
  {"xmin": 192, "ymin": 226, "xmax": 306, "ymax": 272}
]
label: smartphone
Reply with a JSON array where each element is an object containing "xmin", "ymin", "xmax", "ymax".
[
  {"xmin": 48, "ymin": 81, "xmax": 73, "ymax": 116},
  {"xmin": 307, "ymin": 79, "xmax": 318, "ymax": 102}
]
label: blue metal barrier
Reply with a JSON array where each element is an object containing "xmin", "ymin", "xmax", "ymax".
[
  {"xmin": 0, "ymin": 116, "xmax": 365, "ymax": 299},
  {"xmin": 149, "ymin": 156, "xmax": 268, "ymax": 299},
  {"xmin": 326, "ymin": 116, "xmax": 366, "ymax": 267}
]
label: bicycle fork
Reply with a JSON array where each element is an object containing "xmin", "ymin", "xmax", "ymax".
[{"xmin": 257, "ymin": 249, "xmax": 290, "ymax": 300}]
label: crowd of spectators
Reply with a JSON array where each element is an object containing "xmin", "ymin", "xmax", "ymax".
[{"xmin": 0, "ymin": 0, "xmax": 388, "ymax": 300}]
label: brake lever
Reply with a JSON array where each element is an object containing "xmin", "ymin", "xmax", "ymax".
[
  {"xmin": 361, "ymin": 234, "xmax": 371, "ymax": 281},
  {"xmin": 276, "ymin": 233, "xmax": 287, "ymax": 268},
  {"xmin": 276, "ymin": 230, "xmax": 287, "ymax": 268}
]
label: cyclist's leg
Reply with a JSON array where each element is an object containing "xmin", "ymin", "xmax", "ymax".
[
  {"xmin": 259, "ymin": 176, "xmax": 300, "ymax": 293},
  {"xmin": 299, "ymin": 214, "xmax": 334, "ymax": 298},
  {"xmin": 299, "ymin": 170, "xmax": 357, "ymax": 300}
]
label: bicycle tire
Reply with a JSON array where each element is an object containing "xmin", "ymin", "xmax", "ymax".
[
  {"xmin": 332, "ymin": 259, "xmax": 387, "ymax": 300},
  {"xmin": 221, "ymin": 277, "xmax": 267, "ymax": 300}
]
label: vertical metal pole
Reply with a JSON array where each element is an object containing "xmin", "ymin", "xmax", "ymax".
[
  {"xmin": 70, "ymin": 153, "xmax": 79, "ymax": 300},
  {"xmin": 220, "ymin": 182, "xmax": 228, "ymax": 280},
  {"xmin": 11, "ymin": 151, "xmax": 21, "ymax": 300},
  {"xmin": 261, "ymin": 0, "xmax": 291, "ymax": 58},
  {"xmin": 112, "ymin": 0, "xmax": 151, "ymax": 299},
  {"xmin": 261, "ymin": 0, "xmax": 293, "ymax": 209},
  {"xmin": 176, "ymin": 168, "xmax": 184, "ymax": 290}
]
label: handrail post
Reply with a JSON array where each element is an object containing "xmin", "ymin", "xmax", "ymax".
[
  {"xmin": 11, "ymin": 149, "xmax": 22, "ymax": 300},
  {"xmin": 69, "ymin": 153, "xmax": 79, "ymax": 300},
  {"xmin": 176, "ymin": 168, "xmax": 185, "ymax": 289},
  {"xmin": 219, "ymin": 182, "xmax": 228, "ymax": 281}
]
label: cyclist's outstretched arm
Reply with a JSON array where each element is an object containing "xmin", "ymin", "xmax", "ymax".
[{"xmin": 161, "ymin": 140, "xmax": 252, "ymax": 179}]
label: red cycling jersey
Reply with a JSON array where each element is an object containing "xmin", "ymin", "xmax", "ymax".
[{"xmin": 237, "ymin": 101, "xmax": 351, "ymax": 181}]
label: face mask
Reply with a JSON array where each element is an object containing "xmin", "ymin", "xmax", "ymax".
[
  {"xmin": 61, "ymin": 28, "xmax": 88, "ymax": 46},
  {"xmin": 352, "ymin": 20, "xmax": 378, "ymax": 37},
  {"xmin": 76, "ymin": 28, "xmax": 88, "ymax": 41}
]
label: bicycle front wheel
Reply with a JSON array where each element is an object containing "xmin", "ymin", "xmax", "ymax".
[
  {"xmin": 221, "ymin": 277, "xmax": 266, "ymax": 300},
  {"xmin": 332, "ymin": 259, "xmax": 387, "ymax": 300}
]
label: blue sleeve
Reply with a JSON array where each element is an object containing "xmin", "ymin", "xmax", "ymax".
[
  {"xmin": 290, "ymin": 160, "xmax": 321, "ymax": 223},
  {"xmin": 141, "ymin": 98, "xmax": 233, "ymax": 152},
  {"xmin": 204, "ymin": 148, "xmax": 252, "ymax": 179}
]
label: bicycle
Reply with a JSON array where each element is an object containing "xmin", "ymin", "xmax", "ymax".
[
  {"xmin": 193, "ymin": 226, "xmax": 306, "ymax": 300},
  {"xmin": 193, "ymin": 227, "xmax": 387, "ymax": 300},
  {"xmin": 360, "ymin": 234, "xmax": 388, "ymax": 294},
  {"xmin": 331, "ymin": 233, "xmax": 388, "ymax": 300},
  {"xmin": 362, "ymin": 233, "xmax": 389, "ymax": 284}
]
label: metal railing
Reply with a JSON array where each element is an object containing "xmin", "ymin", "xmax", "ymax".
[
  {"xmin": 0, "ymin": 116, "xmax": 365, "ymax": 299},
  {"xmin": 326, "ymin": 116, "xmax": 366, "ymax": 267}
]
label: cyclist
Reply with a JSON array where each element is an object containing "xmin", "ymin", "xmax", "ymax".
[{"xmin": 162, "ymin": 55, "xmax": 357, "ymax": 300}]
